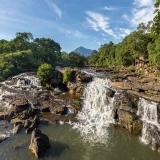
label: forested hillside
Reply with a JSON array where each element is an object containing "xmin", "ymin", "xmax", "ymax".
[
  {"xmin": 0, "ymin": 33, "xmax": 86, "ymax": 81},
  {"xmin": 88, "ymin": 0, "xmax": 160, "ymax": 74},
  {"xmin": 0, "ymin": 1, "xmax": 160, "ymax": 80}
]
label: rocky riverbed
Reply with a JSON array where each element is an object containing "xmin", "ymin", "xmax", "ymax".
[{"xmin": 1, "ymin": 68, "xmax": 160, "ymax": 157}]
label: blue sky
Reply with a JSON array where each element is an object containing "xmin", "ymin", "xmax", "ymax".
[{"xmin": 0, "ymin": 0, "xmax": 155, "ymax": 53}]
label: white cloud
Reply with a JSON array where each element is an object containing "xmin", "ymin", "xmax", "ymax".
[
  {"xmin": 45, "ymin": 0, "xmax": 62, "ymax": 18},
  {"xmin": 59, "ymin": 27, "xmax": 89, "ymax": 39},
  {"xmin": 85, "ymin": 11, "xmax": 118, "ymax": 38},
  {"xmin": 103, "ymin": 6, "xmax": 117, "ymax": 10},
  {"xmin": 122, "ymin": 0, "xmax": 155, "ymax": 27},
  {"xmin": 133, "ymin": 0, "xmax": 153, "ymax": 8},
  {"xmin": 118, "ymin": 28, "xmax": 132, "ymax": 38},
  {"xmin": 86, "ymin": 17, "xmax": 99, "ymax": 31},
  {"xmin": 122, "ymin": 14, "xmax": 129, "ymax": 21}
]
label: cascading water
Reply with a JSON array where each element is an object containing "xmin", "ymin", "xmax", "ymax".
[
  {"xmin": 73, "ymin": 77, "xmax": 115, "ymax": 144},
  {"xmin": 16, "ymin": 76, "xmax": 41, "ymax": 87},
  {"xmin": 137, "ymin": 98, "xmax": 160, "ymax": 149}
]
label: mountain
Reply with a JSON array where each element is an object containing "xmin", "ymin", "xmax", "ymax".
[{"xmin": 73, "ymin": 46, "xmax": 93, "ymax": 56}]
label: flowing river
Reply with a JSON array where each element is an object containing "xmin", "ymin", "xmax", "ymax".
[
  {"xmin": 0, "ymin": 72, "xmax": 160, "ymax": 159},
  {"xmin": 0, "ymin": 123, "xmax": 160, "ymax": 160}
]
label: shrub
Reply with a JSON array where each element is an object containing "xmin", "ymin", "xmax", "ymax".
[
  {"xmin": 36, "ymin": 63, "xmax": 56, "ymax": 84},
  {"xmin": 63, "ymin": 69, "xmax": 71, "ymax": 83}
]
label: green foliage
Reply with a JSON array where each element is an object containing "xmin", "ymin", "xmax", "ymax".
[
  {"xmin": 36, "ymin": 63, "xmax": 56, "ymax": 84},
  {"xmin": 69, "ymin": 52, "xmax": 85, "ymax": 67},
  {"xmin": 140, "ymin": 69, "xmax": 146, "ymax": 76},
  {"xmin": 63, "ymin": 69, "xmax": 71, "ymax": 83},
  {"xmin": 126, "ymin": 66, "xmax": 135, "ymax": 71}
]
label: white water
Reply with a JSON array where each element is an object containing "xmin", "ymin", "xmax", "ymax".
[
  {"xmin": 137, "ymin": 98, "xmax": 160, "ymax": 148},
  {"xmin": 73, "ymin": 77, "xmax": 115, "ymax": 144},
  {"xmin": 16, "ymin": 76, "xmax": 41, "ymax": 87}
]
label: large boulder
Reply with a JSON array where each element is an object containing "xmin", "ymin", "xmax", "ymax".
[{"xmin": 29, "ymin": 129, "xmax": 51, "ymax": 158}]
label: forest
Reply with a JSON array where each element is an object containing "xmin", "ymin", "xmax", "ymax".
[{"xmin": 0, "ymin": 0, "xmax": 160, "ymax": 80}]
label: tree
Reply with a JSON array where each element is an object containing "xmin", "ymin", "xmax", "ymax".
[
  {"xmin": 33, "ymin": 38, "xmax": 61, "ymax": 66},
  {"xmin": 13, "ymin": 32, "xmax": 34, "ymax": 51},
  {"xmin": 88, "ymin": 50, "xmax": 99, "ymax": 65},
  {"xmin": 151, "ymin": 0, "xmax": 160, "ymax": 37},
  {"xmin": 60, "ymin": 51, "xmax": 69, "ymax": 66},
  {"xmin": 69, "ymin": 52, "xmax": 84, "ymax": 67}
]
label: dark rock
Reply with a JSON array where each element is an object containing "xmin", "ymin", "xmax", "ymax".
[
  {"xmin": 11, "ymin": 96, "xmax": 28, "ymax": 113},
  {"xmin": 33, "ymin": 115, "xmax": 40, "ymax": 125},
  {"xmin": 106, "ymin": 88, "xmax": 115, "ymax": 98},
  {"xmin": 26, "ymin": 122, "xmax": 37, "ymax": 134},
  {"xmin": 29, "ymin": 128, "xmax": 51, "ymax": 158},
  {"xmin": 24, "ymin": 119, "xmax": 32, "ymax": 128},
  {"xmin": 12, "ymin": 124, "xmax": 23, "ymax": 134},
  {"xmin": 113, "ymin": 91, "xmax": 133, "ymax": 112}
]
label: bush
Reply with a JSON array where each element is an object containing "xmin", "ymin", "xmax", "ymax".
[
  {"xmin": 63, "ymin": 69, "xmax": 71, "ymax": 83},
  {"xmin": 36, "ymin": 63, "xmax": 56, "ymax": 84}
]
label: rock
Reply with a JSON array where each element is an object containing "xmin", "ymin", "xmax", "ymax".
[
  {"xmin": 26, "ymin": 122, "xmax": 37, "ymax": 134},
  {"xmin": 118, "ymin": 109, "xmax": 140, "ymax": 134},
  {"xmin": 24, "ymin": 119, "xmax": 32, "ymax": 128},
  {"xmin": 29, "ymin": 129, "xmax": 51, "ymax": 158},
  {"xmin": 113, "ymin": 92, "xmax": 133, "ymax": 111},
  {"xmin": 141, "ymin": 83, "xmax": 154, "ymax": 91},
  {"xmin": 106, "ymin": 88, "xmax": 115, "ymax": 98},
  {"xmin": 33, "ymin": 115, "xmax": 40, "ymax": 125},
  {"xmin": 111, "ymin": 82, "xmax": 132, "ymax": 90},
  {"xmin": 0, "ymin": 136, "xmax": 9, "ymax": 143},
  {"xmin": 132, "ymin": 120, "xmax": 142, "ymax": 135},
  {"xmin": 12, "ymin": 124, "xmax": 23, "ymax": 134},
  {"xmin": 11, "ymin": 96, "xmax": 28, "ymax": 113}
]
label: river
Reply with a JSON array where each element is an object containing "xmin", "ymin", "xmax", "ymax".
[{"xmin": 0, "ymin": 123, "xmax": 160, "ymax": 160}]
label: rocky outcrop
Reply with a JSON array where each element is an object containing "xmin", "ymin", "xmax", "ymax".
[
  {"xmin": 112, "ymin": 91, "xmax": 142, "ymax": 135},
  {"xmin": 29, "ymin": 129, "xmax": 51, "ymax": 158},
  {"xmin": 67, "ymin": 70, "xmax": 92, "ymax": 94},
  {"xmin": 109, "ymin": 73, "xmax": 160, "ymax": 102}
]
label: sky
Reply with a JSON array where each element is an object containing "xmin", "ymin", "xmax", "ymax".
[{"xmin": 0, "ymin": 0, "xmax": 156, "ymax": 53}]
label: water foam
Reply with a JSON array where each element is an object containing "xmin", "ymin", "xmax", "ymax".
[
  {"xmin": 73, "ymin": 77, "xmax": 115, "ymax": 144},
  {"xmin": 137, "ymin": 98, "xmax": 160, "ymax": 148}
]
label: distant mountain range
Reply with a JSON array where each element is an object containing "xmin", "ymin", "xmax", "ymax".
[{"xmin": 73, "ymin": 46, "xmax": 93, "ymax": 56}]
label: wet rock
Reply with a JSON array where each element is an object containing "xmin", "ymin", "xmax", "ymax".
[
  {"xmin": 0, "ymin": 136, "xmax": 9, "ymax": 143},
  {"xmin": 117, "ymin": 109, "xmax": 141, "ymax": 134},
  {"xmin": 29, "ymin": 129, "xmax": 51, "ymax": 158},
  {"xmin": 26, "ymin": 122, "xmax": 37, "ymax": 134},
  {"xmin": 25, "ymin": 115, "xmax": 40, "ymax": 133},
  {"xmin": 12, "ymin": 123, "xmax": 23, "ymax": 134},
  {"xmin": 132, "ymin": 120, "xmax": 142, "ymax": 135},
  {"xmin": 11, "ymin": 96, "xmax": 28, "ymax": 113},
  {"xmin": 113, "ymin": 92, "xmax": 133, "ymax": 111},
  {"xmin": 24, "ymin": 119, "xmax": 32, "ymax": 128},
  {"xmin": 106, "ymin": 88, "xmax": 115, "ymax": 98}
]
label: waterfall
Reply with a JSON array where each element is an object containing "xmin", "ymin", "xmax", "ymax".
[
  {"xmin": 137, "ymin": 98, "xmax": 160, "ymax": 149},
  {"xmin": 16, "ymin": 76, "xmax": 41, "ymax": 87},
  {"xmin": 73, "ymin": 77, "xmax": 115, "ymax": 144}
]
